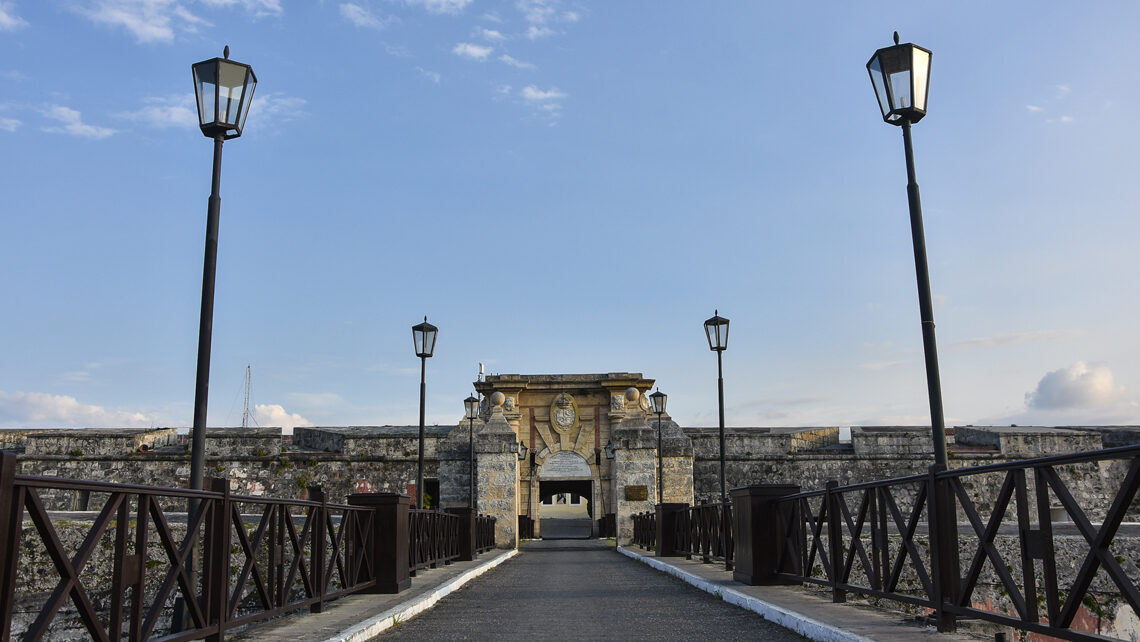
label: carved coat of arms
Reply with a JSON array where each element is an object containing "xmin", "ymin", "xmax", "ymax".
[{"xmin": 549, "ymin": 393, "xmax": 579, "ymax": 435}]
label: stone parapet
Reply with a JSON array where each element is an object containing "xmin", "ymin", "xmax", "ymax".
[
  {"xmin": 956, "ymin": 426, "xmax": 1102, "ymax": 458},
  {"xmin": 851, "ymin": 426, "xmax": 934, "ymax": 457},
  {"xmin": 23, "ymin": 428, "xmax": 177, "ymax": 457}
]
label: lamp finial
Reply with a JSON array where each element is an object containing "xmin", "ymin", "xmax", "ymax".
[
  {"xmin": 893, "ymin": 31, "xmax": 899, "ymax": 45},
  {"xmin": 223, "ymin": 45, "xmax": 230, "ymax": 59}
]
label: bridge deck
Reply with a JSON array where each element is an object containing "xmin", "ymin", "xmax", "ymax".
[
  {"xmin": 375, "ymin": 539, "xmax": 807, "ymax": 641},
  {"xmin": 234, "ymin": 539, "xmax": 997, "ymax": 641}
]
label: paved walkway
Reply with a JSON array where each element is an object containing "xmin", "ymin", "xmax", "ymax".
[{"xmin": 375, "ymin": 539, "xmax": 809, "ymax": 641}]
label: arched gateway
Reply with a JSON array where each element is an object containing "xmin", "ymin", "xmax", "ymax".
[{"xmin": 437, "ymin": 373, "xmax": 694, "ymax": 547}]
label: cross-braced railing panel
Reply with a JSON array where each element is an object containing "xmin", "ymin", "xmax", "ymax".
[
  {"xmin": 771, "ymin": 444, "xmax": 1140, "ymax": 641},
  {"xmin": 0, "ymin": 455, "xmax": 379, "ymax": 642}
]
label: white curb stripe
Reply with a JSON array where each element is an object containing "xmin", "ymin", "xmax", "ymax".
[
  {"xmin": 324, "ymin": 549, "xmax": 519, "ymax": 642},
  {"xmin": 618, "ymin": 546, "xmax": 876, "ymax": 642}
]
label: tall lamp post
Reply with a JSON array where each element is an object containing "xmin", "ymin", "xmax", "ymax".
[
  {"xmin": 188, "ymin": 46, "xmax": 256, "ymax": 500},
  {"xmin": 703, "ymin": 310, "xmax": 730, "ymax": 569},
  {"xmin": 649, "ymin": 388, "xmax": 667, "ymax": 504},
  {"xmin": 867, "ymin": 33, "xmax": 949, "ymax": 468},
  {"xmin": 412, "ymin": 316, "xmax": 438, "ymax": 509},
  {"xmin": 464, "ymin": 394, "xmax": 479, "ymax": 510}
]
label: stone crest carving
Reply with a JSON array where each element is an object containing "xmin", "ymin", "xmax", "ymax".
[
  {"xmin": 610, "ymin": 394, "xmax": 625, "ymax": 412},
  {"xmin": 549, "ymin": 392, "xmax": 579, "ymax": 435}
]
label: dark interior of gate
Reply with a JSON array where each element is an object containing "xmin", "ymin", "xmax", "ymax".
[{"xmin": 538, "ymin": 479, "xmax": 594, "ymax": 539}]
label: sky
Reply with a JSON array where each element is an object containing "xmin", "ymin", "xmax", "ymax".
[{"xmin": 2, "ymin": 1, "xmax": 1139, "ymax": 433}]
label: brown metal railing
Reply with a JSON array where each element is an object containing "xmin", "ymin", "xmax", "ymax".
[
  {"xmin": 677, "ymin": 502, "xmax": 733, "ymax": 566},
  {"xmin": 0, "ymin": 452, "xmax": 375, "ymax": 642},
  {"xmin": 597, "ymin": 513, "xmax": 615, "ymax": 539},
  {"xmin": 408, "ymin": 509, "xmax": 460, "ymax": 575},
  {"xmin": 475, "ymin": 515, "xmax": 496, "ymax": 554},
  {"xmin": 632, "ymin": 511, "xmax": 656, "ymax": 550},
  {"xmin": 518, "ymin": 515, "xmax": 534, "ymax": 540},
  {"xmin": 770, "ymin": 444, "xmax": 1140, "ymax": 641}
]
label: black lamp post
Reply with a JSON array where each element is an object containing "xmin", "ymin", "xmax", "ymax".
[
  {"xmin": 412, "ymin": 316, "xmax": 438, "ymax": 509},
  {"xmin": 188, "ymin": 46, "xmax": 256, "ymax": 500},
  {"xmin": 867, "ymin": 33, "xmax": 948, "ymax": 468},
  {"xmin": 464, "ymin": 394, "xmax": 479, "ymax": 510},
  {"xmin": 649, "ymin": 388, "xmax": 667, "ymax": 504},
  {"xmin": 704, "ymin": 310, "xmax": 730, "ymax": 569}
]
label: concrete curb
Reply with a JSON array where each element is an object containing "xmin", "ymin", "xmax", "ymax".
[
  {"xmin": 323, "ymin": 549, "xmax": 519, "ymax": 642},
  {"xmin": 618, "ymin": 546, "xmax": 875, "ymax": 642}
]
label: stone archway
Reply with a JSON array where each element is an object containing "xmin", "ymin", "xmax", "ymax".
[{"xmin": 537, "ymin": 451, "xmax": 594, "ymax": 538}]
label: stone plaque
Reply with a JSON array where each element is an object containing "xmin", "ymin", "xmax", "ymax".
[
  {"xmin": 539, "ymin": 451, "xmax": 592, "ymax": 478},
  {"xmin": 625, "ymin": 485, "xmax": 648, "ymax": 501}
]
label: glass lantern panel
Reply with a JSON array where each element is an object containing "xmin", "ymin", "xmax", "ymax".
[
  {"xmin": 237, "ymin": 75, "xmax": 257, "ymax": 133},
  {"xmin": 868, "ymin": 57, "xmax": 890, "ymax": 119},
  {"xmin": 911, "ymin": 48, "xmax": 930, "ymax": 112},
  {"xmin": 193, "ymin": 63, "xmax": 217, "ymax": 126},
  {"xmin": 887, "ymin": 67, "xmax": 913, "ymax": 114},
  {"xmin": 217, "ymin": 62, "xmax": 249, "ymax": 127},
  {"xmin": 424, "ymin": 328, "xmax": 437, "ymax": 356},
  {"xmin": 413, "ymin": 329, "xmax": 426, "ymax": 355}
]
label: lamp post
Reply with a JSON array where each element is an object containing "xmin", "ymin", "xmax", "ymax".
[
  {"xmin": 866, "ymin": 33, "xmax": 948, "ymax": 468},
  {"xmin": 412, "ymin": 316, "xmax": 438, "ymax": 509},
  {"xmin": 187, "ymin": 47, "xmax": 256, "ymax": 500},
  {"xmin": 704, "ymin": 310, "xmax": 730, "ymax": 568},
  {"xmin": 649, "ymin": 388, "xmax": 667, "ymax": 504},
  {"xmin": 464, "ymin": 394, "xmax": 479, "ymax": 510}
]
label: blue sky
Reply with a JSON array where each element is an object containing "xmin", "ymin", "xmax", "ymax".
[{"xmin": 2, "ymin": 1, "xmax": 1139, "ymax": 432}]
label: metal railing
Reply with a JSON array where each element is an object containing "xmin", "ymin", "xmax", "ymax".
[
  {"xmin": 0, "ymin": 452, "xmax": 375, "ymax": 641},
  {"xmin": 632, "ymin": 511, "xmax": 656, "ymax": 550},
  {"xmin": 770, "ymin": 444, "xmax": 1140, "ymax": 641},
  {"xmin": 676, "ymin": 502, "xmax": 733, "ymax": 566},
  {"xmin": 475, "ymin": 515, "xmax": 496, "ymax": 554},
  {"xmin": 408, "ymin": 509, "xmax": 459, "ymax": 575},
  {"xmin": 518, "ymin": 515, "xmax": 534, "ymax": 540},
  {"xmin": 597, "ymin": 513, "xmax": 615, "ymax": 539}
]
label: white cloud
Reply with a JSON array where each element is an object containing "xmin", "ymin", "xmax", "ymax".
[
  {"xmin": 416, "ymin": 66, "xmax": 441, "ymax": 84},
  {"xmin": 1025, "ymin": 362, "xmax": 1126, "ymax": 410},
  {"xmin": 0, "ymin": 390, "xmax": 153, "ymax": 428},
  {"xmin": 0, "ymin": 116, "xmax": 19, "ymax": 132},
  {"xmin": 1046, "ymin": 115, "xmax": 1074, "ymax": 125},
  {"xmin": 253, "ymin": 403, "xmax": 311, "ymax": 434},
  {"xmin": 499, "ymin": 54, "xmax": 534, "ymax": 69},
  {"xmin": 477, "ymin": 27, "xmax": 504, "ymax": 41},
  {"xmin": 243, "ymin": 92, "xmax": 306, "ymax": 132},
  {"xmin": 0, "ymin": 1, "xmax": 28, "ymax": 30},
  {"xmin": 453, "ymin": 42, "xmax": 492, "ymax": 61},
  {"xmin": 949, "ymin": 328, "xmax": 1080, "ymax": 352},
  {"xmin": 200, "ymin": 0, "xmax": 282, "ymax": 15},
  {"xmin": 119, "ymin": 93, "xmax": 198, "ymax": 128},
  {"xmin": 79, "ymin": 0, "xmax": 208, "ymax": 43},
  {"xmin": 858, "ymin": 360, "xmax": 910, "ymax": 371},
  {"xmin": 1026, "ymin": 105, "xmax": 1043, "ymax": 112},
  {"xmin": 521, "ymin": 85, "xmax": 564, "ymax": 102},
  {"xmin": 340, "ymin": 3, "xmax": 392, "ymax": 29},
  {"xmin": 77, "ymin": 0, "xmax": 281, "ymax": 43},
  {"xmin": 1055, "ymin": 84, "xmax": 1071, "ymax": 98},
  {"xmin": 42, "ymin": 105, "xmax": 116, "ymax": 139},
  {"xmin": 525, "ymin": 24, "xmax": 553, "ymax": 39},
  {"xmin": 405, "ymin": 0, "xmax": 471, "ymax": 15}
]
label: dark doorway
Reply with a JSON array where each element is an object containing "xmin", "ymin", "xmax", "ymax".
[{"xmin": 538, "ymin": 479, "xmax": 593, "ymax": 539}]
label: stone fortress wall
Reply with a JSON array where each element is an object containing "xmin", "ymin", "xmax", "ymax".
[{"xmin": 4, "ymin": 423, "xmax": 1136, "ymax": 517}]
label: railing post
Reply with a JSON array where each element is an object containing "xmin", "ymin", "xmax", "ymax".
[
  {"xmin": 0, "ymin": 452, "xmax": 22, "ymax": 639},
  {"xmin": 204, "ymin": 477, "xmax": 231, "ymax": 642},
  {"xmin": 309, "ymin": 485, "xmax": 327, "ymax": 614},
  {"xmin": 927, "ymin": 464, "xmax": 959, "ymax": 632},
  {"xmin": 730, "ymin": 485, "xmax": 800, "ymax": 585},
  {"xmin": 348, "ymin": 493, "xmax": 411, "ymax": 593},
  {"xmin": 655, "ymin": 503, "xmax": 687, "ymax": 557},
  {"xmin": 446, "ymin": 507, "xmax": 476, "ymax": 561},
  {"xmin": 826, "ymin": 480, "xmax": 845, "ymax": 603}
]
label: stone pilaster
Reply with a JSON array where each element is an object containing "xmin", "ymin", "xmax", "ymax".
[
  {"xmin": 660, "ymin": 418, "xmax": 695, "ymax": 506},
  {"xmin": 611, "ymin": 387, "xmax": 657, "ymax": 545},
  {"xmin": 476, "ymin": 392, "xmax": 519, "ymax": 548},
  {"xmin": 439, "ymin": 419, "xmax": 482, "ymax": 510}
]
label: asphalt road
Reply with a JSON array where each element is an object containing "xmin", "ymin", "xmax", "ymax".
[{"xmin": 377, "ymin": 539, "xmax": 809, "ymax": 641}]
